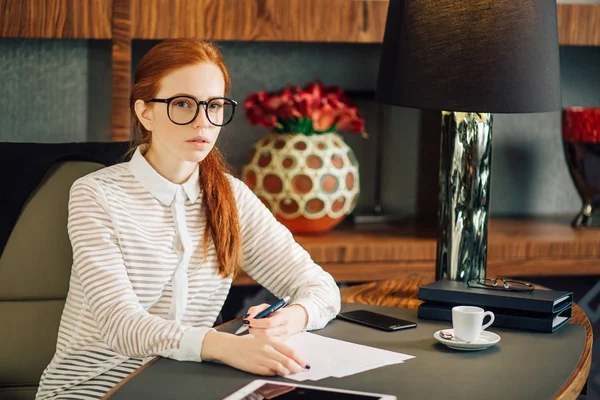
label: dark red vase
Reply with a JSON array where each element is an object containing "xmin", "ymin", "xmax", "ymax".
[{"xmin": 562, "ymin": 107, "xmax": 600, "ymax": 227}]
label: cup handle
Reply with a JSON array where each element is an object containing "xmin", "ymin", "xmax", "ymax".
[{"xmin": 482, "ymin": 311, "xmax": 495, "ymax": 331}]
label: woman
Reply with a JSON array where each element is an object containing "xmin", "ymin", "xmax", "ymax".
[{"xmin": 36, "ymin": 38, "xmax": 341, "ymax": 399}]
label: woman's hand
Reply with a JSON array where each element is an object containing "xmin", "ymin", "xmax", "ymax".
[
  {"xmin": 201, "ymin": 331, "xmax": 309, "ymax": 376},
  {"xmin": 244, "ymin": 304, "xmax": 308, "ymax": 338}
]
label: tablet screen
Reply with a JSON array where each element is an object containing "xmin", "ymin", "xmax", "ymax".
[{"xmin": 224, "ymin": 380, "xmax": 395, "ymax": 400}]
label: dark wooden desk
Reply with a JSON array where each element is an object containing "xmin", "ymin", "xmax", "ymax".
[
  {"xmin": 233, "ymin": 217, "xmax": 600, "ymax": 285},
  {"xmin": 340, "ymin": 277, "xmax": 593, "ymax": 400},
  {"xmin": 104, "ymin": 294, "xmax": 590, "ymax": 400}
]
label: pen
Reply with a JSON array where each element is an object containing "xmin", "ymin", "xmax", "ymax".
[{"xmin": 235, "ymin": 296, "xmax": 291, "ymax": 335}]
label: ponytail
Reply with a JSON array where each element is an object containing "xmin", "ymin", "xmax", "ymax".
[{"xmin": 200, "ymin": 149, "xmax": 242, "ymax": 277}]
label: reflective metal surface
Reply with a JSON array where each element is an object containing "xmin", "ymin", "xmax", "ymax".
[{"xmin": 436, "ymin": 112, "xmax": 493, "ymax": 282}]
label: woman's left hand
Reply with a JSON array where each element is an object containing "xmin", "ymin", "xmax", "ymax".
[{"xmin": 244, "ymin": 304, "xmax": 308, "ymax": 338}]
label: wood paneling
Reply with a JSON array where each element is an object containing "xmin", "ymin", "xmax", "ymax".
[
  {"xmin": 339, "ymin": 277, "xmax": 593, "ymax": 400},
  {"xmin": 234, "ymin": 218, "xmax": 600, "ymax": 285},
  {"xmin": 130, "ymin": 1, "xmax": 600, "ymax": 45},
  {"xmin": 111, "ymin": 0, "xmax": 132, "ymax": 142},
  {"xmin": 0, "ymin": 1, "xmax": 597, "ymax": 46},
  {"xmin": 0, "ymin": 0, "xmax": 111, "ymax": 39},
  {"xmin": 558, "ymin": 3, "xmax": 600, "ymax": 46},
  {"xmin": 131, "ymin": 0, "xmax": 388, "ymax": 43},
  {"xmin": 298, "ymin": 218, "xmax": 600, "ymax": 264},
  {"xmin": 1, "ymin": 0, "xmax": 598, "ymax": 142},
  {"xmin": 340, "ymin": 275, "xmax": 430, "ymax": 308}
]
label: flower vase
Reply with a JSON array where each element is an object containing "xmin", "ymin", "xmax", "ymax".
[
  {"xmin": 562, "ymin": 107, "xmax": 600, "ymax": 227},
  {"xmin": 242, "ymin": 132, "xmax": 360, "ymax": 234}
]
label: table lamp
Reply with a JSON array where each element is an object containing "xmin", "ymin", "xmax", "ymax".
[{"xmin": 375, "ymin": 0, "xmax": 561, "ymax": 282}]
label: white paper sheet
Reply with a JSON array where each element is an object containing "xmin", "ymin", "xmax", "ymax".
[{"xmin": 283, "ymin": 332, "xmax": 415, "ymax": 381}]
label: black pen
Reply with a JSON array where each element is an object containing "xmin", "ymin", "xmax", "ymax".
[{"xmin": 235, "ymin": 296, "xmax": 291, "ymax": 335}]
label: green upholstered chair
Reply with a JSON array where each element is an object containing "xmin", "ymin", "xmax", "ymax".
[{"xmin": 0, "ymin": 161, "xmax": 105, "ymax": 400}]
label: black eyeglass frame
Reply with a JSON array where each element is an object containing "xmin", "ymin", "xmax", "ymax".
[
  {"xmin": 467, "ymin": 277, "xmax": 535, "ymax": 292},
  {"xmin": 148, "ymin": 96, "xmax": 237, "ymax": 127}
]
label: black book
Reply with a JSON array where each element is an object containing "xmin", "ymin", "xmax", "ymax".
[
  {"xmin": 418, "ymin": 301, "xmax": 572, "ymax": 333},
  {"xmin": 418, "ymin": 280, "xmax": 572, "ymax": 314}
]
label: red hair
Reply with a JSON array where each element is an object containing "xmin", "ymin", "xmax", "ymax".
[{"xmin": 130, "ymin": 39, "xmax": 241, "ymax": 278}]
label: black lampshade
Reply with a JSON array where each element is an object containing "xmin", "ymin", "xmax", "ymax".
[{"xmin": 376, "ymin": 0, "xmax": 561, "ymax": 113}]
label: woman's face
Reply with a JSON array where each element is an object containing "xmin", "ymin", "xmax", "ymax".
[{"xmin": 136, "ymin": 62, "xmax": 226, "ymax": 164}]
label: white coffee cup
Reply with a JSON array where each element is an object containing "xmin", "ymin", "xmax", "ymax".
[{"xmin": 452, "ymin": 305, "xmax": 495, "ymax": 343}]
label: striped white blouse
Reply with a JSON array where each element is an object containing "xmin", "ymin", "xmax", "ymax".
[{"xmin": 36, "ymin": 147, "xmax": 341, "ymax": 399}]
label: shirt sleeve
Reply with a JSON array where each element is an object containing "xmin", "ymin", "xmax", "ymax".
[
  {"xmin": 232, "ymin": 177, "xmax": 341, "ymax": 331},
  {"xmin": 68, "ymin": 177, "xmax": 211, "ymax": 361}
]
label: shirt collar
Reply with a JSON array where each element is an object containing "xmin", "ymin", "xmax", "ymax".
[{"xmin": 129, "ymin": 146, "xmax": 201, "ymax": 206}]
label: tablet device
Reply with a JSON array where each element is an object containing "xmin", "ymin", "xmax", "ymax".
[{"xmin": 223, "ymin": 379, "xmax": 396, "ymax": 400}]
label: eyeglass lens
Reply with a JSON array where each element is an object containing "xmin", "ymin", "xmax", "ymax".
[
  {"xmin": 502, "ymin": 280, "xmax": 531, "ymax": 290},
  {"xmin": 168, "ymin": 97, "xmax": 234, "ymax": 126}
]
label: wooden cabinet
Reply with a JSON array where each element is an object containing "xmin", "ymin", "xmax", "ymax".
[
  {"xmin": 0, "ymin": 0, "xmax": 112, "ymax": 39},
  {"xmin": 1, "ymin": 0, "xmax": 598, "ymax": 141},
  {"xmin": 2, "ymin": 1, "xmax": 598, "ymax": 45},
  {"xmin": 233, "ymin": 217, "xmax": 600, "ymax": 285},
  {"xmin": 131, "ymin": 0, "xmax": 387, "ymax": 43},
  {"xmin": 558, "ymin": 3, "xmax": 600, "ymax": 46},
  {"xmin": 113, "ymin": 0, "xmax": 600, "ymax": 141},
  {"xmin": 0, "ymin": 2, "xmax": 599, "ymax": 285}
]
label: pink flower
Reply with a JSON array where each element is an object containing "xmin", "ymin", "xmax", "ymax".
[{"xmin": 244, "ymin": 80, "xmax": 366, "ymax": 135}]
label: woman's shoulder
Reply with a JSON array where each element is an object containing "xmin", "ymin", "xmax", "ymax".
[
  {"xmin": 225, "ymin": 173, "xmax": 253, "ymax": 197},
  {"xmin": 224, "ymin": 174, "xmax": 269, "ymax": 215},
  {"xmin": 71, "ymin": 162, "xmax": 131, "ymax": 193}
]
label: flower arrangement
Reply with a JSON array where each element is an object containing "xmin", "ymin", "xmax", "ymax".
[
  {"xmin": 244, "ymin": 80, "xmax": 366, "ymax": 137},
  {"xmin": 563, "ymin": 107, "xmax": 600, "ymax": 143}
]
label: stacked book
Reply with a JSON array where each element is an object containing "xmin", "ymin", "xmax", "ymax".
[{"xmin": 417, "ymin": 280, "xmax": 573, "ymax": 333}]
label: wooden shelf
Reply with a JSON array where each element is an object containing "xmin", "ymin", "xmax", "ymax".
[
  {"xmin": 131, "ymin": 0, "xmax": 387, "ymax": 43},
  {"xmin": 1, "ymin": 1, "xmax": 597, "ymax": 141},
  {"xmin": 558, "ymin": 3, "xmax": 600, "ymax": 46},
  {"xmin": 233, "ymin": 217, "xmax": 600, "ymax": 285},
  {"xmin": 2, "ymin": 1, "xmax": 597, "ymax": 46},
  {"xmin": 0, "ymin": 0, "xmax": 112, "ymax": 39},
  {"xmin": 130, "ymin": 1, "xmax": 600, "ymax": 46}
]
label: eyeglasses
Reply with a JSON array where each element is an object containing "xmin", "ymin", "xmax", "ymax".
[
  {"xmin": 148, "ymin": 96, "xmax": 237, "ymax": 127},
  {"xmin": 467, "ymin": 277, "xmax": 535, "ymax": 292}
]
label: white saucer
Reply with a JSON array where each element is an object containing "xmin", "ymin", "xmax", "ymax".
[{"xmin": 433, "ymin": 329, "xmax": 501, "ymax": 351}]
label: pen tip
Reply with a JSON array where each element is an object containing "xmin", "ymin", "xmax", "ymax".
[{"xmin": 235, "ymin": 326, "xmax": 248, "ymax": 335}]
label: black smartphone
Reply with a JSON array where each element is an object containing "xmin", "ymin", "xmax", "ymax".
[{"xmin": 337, "ymin": 310, "xmax": 417, "ymax": 332}]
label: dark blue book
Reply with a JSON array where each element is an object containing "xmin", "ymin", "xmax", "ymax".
[
  {"xmin": 417, "ymin": 280, "xmax": 572, "ymax": 314},
  {"xmin": 418, "ymin": 301, "xmax": 572, "ymax": 333}
]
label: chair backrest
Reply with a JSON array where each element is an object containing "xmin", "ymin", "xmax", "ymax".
[{"xmin": 0, "ymin": 161, "xmax": 105, "ymax": 399}]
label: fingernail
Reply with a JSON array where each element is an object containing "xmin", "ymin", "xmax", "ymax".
[
  {"xmin": 243, "ymin": 320, "xmax": 250, "ymax": 324},
  {"xmin": 244, "ymin": 313, "xmax": 250, "ymax": 318},
  {"xmin": 305, "ymin": 364, "xmax": 311, "ymax": 370}
]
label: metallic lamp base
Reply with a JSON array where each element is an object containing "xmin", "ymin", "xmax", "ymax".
[{"xmin": 435, "ymin": 112, "xmax": 493, "ymax": 283}]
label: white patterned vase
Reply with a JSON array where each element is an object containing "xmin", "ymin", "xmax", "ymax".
[{"xmin": 242, "ymin": 132, "xmax": 360, "ymax": 234}]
